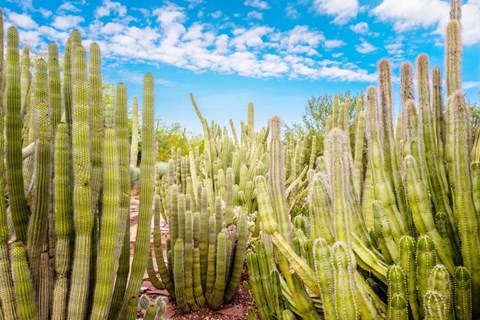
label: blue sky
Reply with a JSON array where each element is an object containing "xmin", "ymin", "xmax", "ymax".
[{"xmin": 2, "ymin": 0, "xmax": 479, "ymax": 133}]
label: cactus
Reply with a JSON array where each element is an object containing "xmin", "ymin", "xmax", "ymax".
[
  {"xmin": 51, "ymin": 123, "xmax": 71, "ymax": 320},
  {"xmin": 6, "ymin": 26, "xmax": 28, "ymax": 243},
  {"xmin": 120, "ymin": 74, "xmax": 156, "ymax": 313},
  {"xmin": 90, "ymin": 128, "xmax": 120, "ymax": 319},
  {"xmin": 11, "ymin": 242, "xmax": 36, "ymax": 320},
  {"xmin": 130, "ymin": 96, "xmax": 139, "ymax": 167},
  {"xmin": 67, "ymin": 45, "xmax": 93, "ymax": 319}
]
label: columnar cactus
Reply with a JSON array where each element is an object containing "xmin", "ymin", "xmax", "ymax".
[{"xmin": 67, "ymin": 45, "xmax": 93, "ymax": 319}]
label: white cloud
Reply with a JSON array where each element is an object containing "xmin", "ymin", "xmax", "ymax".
[
  {"xmin": 285, "ymin": 5, "xmax": 300, "ymax": 19},
  {"xmin": 373, "ymin": 0, "xmax": 449, "ymax": 31},
  {"xmin": 350, "ymin": 22, "xmax": 369, "ymax": 34},
  {"xmin": 356, "ymin": 40, "xmax": 376, "ymax": 53},
  {"xmin": 58, "ymin": 2, "xmax": 81, "ymax": 13},
  {"xmin": 52, "ymin": 15, "xmax": 85, "ymax": 30},
  {"xmin": 39, "ymin": 8, "xmax": 52, "ymax": 18},
  {"xmin": 313, "ymin": 0, "xmax": 359, "ymax": 25},
  {"xmin": 101, "ymin": 22, "xmax": 125, "ymax": 34},
  {"xmin": 385, "ymin": 41, "xmax": 403, "ymax": 55},
  {"xmin": 6, "ymin": 2, "xmax": 377, "ymax": 83},
  {"xmin": 95, "ymin": 0, "xmax": 127, "ymax": 18},
  {"xmin": 324, "ymin": 39, "xmax": 345, "ymax": 48},
  {"xmin": 374, "ymin": 0, "xmax": 480, "ymax": 45},
  {"xmin": 211, "ymin": 10, "xmax": 222, "ymax": 19},
  {"xmin": 464, "ymin": 81, "xmax": 480, "ymax": 90},
  {"xmin": 247, "ymin": 11, "xmax": 264, "ymax": 20},
  {"xmin": 8, "ymin": 12, "xmax": 37, "ymax": 29},
  {"xmin": 244, "ymin": 0, "xmax": 270, "ymax": 10}
]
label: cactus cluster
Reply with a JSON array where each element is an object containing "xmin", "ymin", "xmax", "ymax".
[
  {"xmin": 250, "ymin": 0, "xmax": 479, "ymax": 319},
  {"xmin": 147, "ymin": 97, "xmax": 267, "ymax": 312},
  {"xmin": 0, "ymin": 16, "xmax": 163, "ymax": 319}
]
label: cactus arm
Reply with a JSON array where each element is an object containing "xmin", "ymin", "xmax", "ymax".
[
  {"xmin": 331, "ymin": 242, "xmax": 359, "ymax": 320},
  {"xmin": 174, "ymin": 238, "xmax": 190, "ymax": 313},
  {"xmin": 108, "ymin": 83, "xmax": 132, "ymax": 320},
  {"xmin": 312, "ymin": 238, "xmax": 336, "ymax": 320},
  {"xmin": 428, "ymin": 264, "xmax": 453, "ymax": 319},
  {"xmin": 447, "ymin": 92, "xmax": 480, "ymax": 315},
  {"xmin": 404, "ymin": 155, "xmax": 455, "ymax": 272},
  {"xmin": 51, "ymin": 123, "xmax": 71, "ymax": 320},
  {"xmin": 424, "ymin": 291, "xmax": 448, "ymax": 320},
  {"xmin": 184, "ymin": 211, "xmax": 198, "ymax": 310},
  {"xmin": 416, "ymin": 235, "xmax": 437, "ymax": 318},
  {"xmin": 245, "ymin": 251, "xmax": 271, "ymax": 320},
  {"xmin": 90, "ymin": 128, "xmax": 120, "ymax": 319},
  {"xmin": 387, "ymin": 265, "xmax": 407, "ymax": 320},
  {"xmin": 89, "ymin": 43, "xmax": 104, "ymax": 212},
  {"xmin": 224, "ymin": 208, "xmax": 248, "ymax": 302},
  {"xmin": 192, "ymin": 247, "xmax": 206, "ymax": 306},
  {"xmin": 209, "ymin": 231, "xmax": 227, "ymax": 309},
  {"xmin": 398, "ymin": 236, "xmax": 420, "ymax": 320},
  {"xmin": 152, "ymin": 194, "xmax": 174, "ymax": 295},
  {"xmin": 205, "ymin": 215, "xmax": 217, "ymax": 300},
  {"xmin": 26, "ymin": 92, "xmax": 51, "ymax": 288},
  {"xmin": 454, "ymin": 266, "xmax": 472, "ymax": 320},
  {"xmin": 120, "ymin": 74, "xmax": 156, "ymax": 312},
  {"xmin": 11, "ymin": 242, "xmax": 36, "ymax": 320},
  {"xmin": 5, "ymin": 27, "xmax": 28, "ymax": 242},
  {"xmin": 130, "ymin": 96, "xmax": 139, "ymax": 167},
  {"xmin": 67, "ymin": 45, "xmax": 93, "ymax": 320}
]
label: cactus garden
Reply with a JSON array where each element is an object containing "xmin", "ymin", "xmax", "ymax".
[{"xmin": 0, "ymin": 0, "xmax": 479, "ymax": 319}]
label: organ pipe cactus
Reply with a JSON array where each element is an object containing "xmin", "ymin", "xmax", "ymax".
[{"xmin": 0, "ymin": 23, "xmax": 158, "ymax": 319}]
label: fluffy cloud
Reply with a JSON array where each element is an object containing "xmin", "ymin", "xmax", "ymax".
[
  {"xmin": 95, "ymin": 0, "xmax": 127, "ymax": 18},
  {"xmin": 6, "ymin": 2, "xmax": 376, "ymax": 83},
  {"xmin": 8, "ymin": 12, "xmax": 37, "ymax": 29},
  {"xmin": 356, "ymin": 40, "xmax": 376, "ymax": 54},
  {"xmin": 313, "ymin": 0, "xmax": 359, "ymax": 25},
  {"xmin": 57, "ymin": 2, "xmax": 81, "ymax": 13},
  {"xmin": 324, "ymin": 39, "xmax": 346, "ymax": 49},
  {"xmin": 373, "ymin": 0, "xmax": 449, "ymax": 31},
  {"xmin": 285, "ymin": 5, "xmax": 300, "ymax": 19},
  {"xmin": 52, "ymin": 15, "xmax": 85, "ymax": 30},
  {"xmin": 244, "ymin": 0, "xmax": 270, "ymax": 10},
  {"xmin": 350, "ymin": 22, "xmax": 369, "ymax": 34},
  {"xmin": 374, "ymin": 0, "xmax": 480, "ymax": 45},
  {"xmin": 247, "ymin": 11, "xmax": 264, "ymax": 20}
]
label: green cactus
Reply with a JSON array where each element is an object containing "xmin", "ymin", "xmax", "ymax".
[
  {"xmin": 67, "ymin": 45, "xmax": 93, "ymax": 320},
  {"xmin": 11, "ymin": 242, "xmax": 36, "ymax": 320},
  {"xmin": 6, "ymin": 26, "xmax": 28, "ymax": 243},
  {"xmin": 454, "ymin": 266, "xmax": 472, "ymax": 320},
  {"xmin": 89, "ymin": 43, "xmax": 104, "ymax": 213},
  {"xmin": 90, "ymin": 128, "xmax": 120, "ymax": 319},
  {"xmin": 130, "ymin": 96, "xmax": 139, "ymax": 167},
  {"xmin": 387, "ymin": 265, "xmax": 407, "ymax": 320},
  {"xmin": 108, "ymin": 82, "xmax": 132, "ymax": 320},
  {"xmin": 424, "ymin": 291, "xmax": 448, "ymax": 320},
  {"xmin": 52, "ymin": 123, "xmax": 71, "ymax": 320},
  {"xmin": 120, "ymin": 73, "xmax": 156, "ymax": 314}
]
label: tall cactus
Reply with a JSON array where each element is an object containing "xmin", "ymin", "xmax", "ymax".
[
  {"xmin": 90, "ymin": 128, "xmax": 120, "ymax": 319},
  {"xmin": 67, "ymin": 45, "xmax": 93, "ymax": 319},
  {"xmin": 52, "ymin": 123, "xmax": 71, "ymax": 320},
  {"xmin": 6, "ymin": 26, "xmax": 28, "ymax": 242},
  {"xmin": 120, "ymin": 73, "xmax": 156, "ymax": 313}
]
